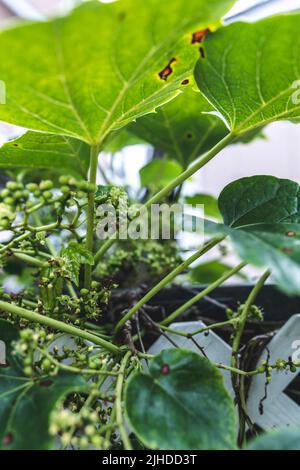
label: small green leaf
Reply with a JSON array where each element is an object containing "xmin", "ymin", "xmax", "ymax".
[
  {"xmin": 131, "ymin": 90, "xmax": 228, "ymax": 167},
  {"xmin": 61, "ymin": 242, "xmax": 94, "ymax": 286},
  {"xmin": 140, "ymin": 160, "xmax": 183, "ymax": 191},
  {"xmin": 0, "ymin": 0, "xmax": 236, "ymax": 146},
  {"xmin": 185, "ymin": 193, "xmax": 221, "ymax": 220},
  {"xmin": 247, "ymin": 428, "xmax": 300, "ymax": 450},
  {"xmin": 205, "ymin": 176, "xmax": 300, "ymax": 295},
  {"xmin": 0, "ymin": 320, "xmax": 86, "ymax": 450},
  {"xmin": 0, "ymin": 132, "xmax": 89, "ymax": 177},
  {"xmin": 125, "ymin": 349, "xmax": 236, "ymax": 450},
  {"xmin": 195, "ymin": 14, "xmax": 300, "ymax": 136}
]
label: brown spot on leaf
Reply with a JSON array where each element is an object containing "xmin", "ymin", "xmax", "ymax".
[
  {"xmin": 186, "ymin": 132, "xmax": 194, "ymax": 140},
  {"xmin": 286, "ymin": 231, "xmax": 296, "ymax": 237},
  {"xmin": 181, "ymin": 79, "xmax": 189, "ymax": 85},
  {"xmin": 158, "ymin": 58, "xmax": 176, "ymax": 81},
  {"xmin": 118, "ymin": 11, "xmax": 126, "ymax": 21},
  {"xmin": 160, "ymin": 364, "xmax": 170, "ymax": 375},
  {"xmin": 282, "ymin": 247, "xmax": 294, "ymax": 254},
  {"xmin": 40, "ymin": 379, "xmax": 53, "ymax": 387},
  {"xmin": 3, "ymin": 433, "xmax": 13, "ymax": 446},
  {"xmin": 191, "ymin": 28, "xmax": 210, "ymax": 44}
]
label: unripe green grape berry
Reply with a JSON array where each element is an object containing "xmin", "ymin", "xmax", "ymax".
[{"xmin": 3, "ymin": 197, "xmax": 14, "ymax": 205}]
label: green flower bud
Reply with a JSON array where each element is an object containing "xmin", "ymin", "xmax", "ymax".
[
  {"xmin": 26, "ymin": 183, "xmax": 38, "ymax": 192},
  {"xmin": 3, "ymin": 197, "xmax": 14, "ymax": 206},
  {"xmin": 39, "ymin": 180, "xmax": 53, "ymax": 191},
  {"xmin": 59, "ymin": 175, "xmax": 70, "ymax": 185},
  {"xmin": 0, "ymin": 203, "xmax": 15, "ymax": 228},
  {"xmin": 43, "ymin": 191, "xmax": 53, "ymax": 200},
  {"xmin": 6, "ymin": 181, "xmax": 19, "ymax": 191},
  {"xmin": 14, "ymin": 190, "xmax": 24, "ymax": 200},
  {"xmin": 80, "ymin": 288, "xmax": 89, "ymax": 297},
  {"xmin": 0, "ymin": 189, "xmax": 10, "ymax": 198},
  {"xmin": 61, "ymin": 186, "xmax": 70, "ymax": 194}
]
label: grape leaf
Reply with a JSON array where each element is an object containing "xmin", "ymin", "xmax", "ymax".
[
  {"xmin": 247, "ymin": 427, "xmax": 300, "ymax": 450},
  {"xmin": 0, "ymin": 132, "xmax": 89, "ymax": 177},
  {"xmin": 125, "ymin": 349, "xmax": 236, "ymax": 450},
  {"xmin": 195, "ymin": 14, "xmax": 300, "ymax": 137},
  {"xmin": 0, "ymin": 0, "xmax": 236, "ymax": 146},
  {"xmin": 205, "ymin": 176, "xmax": 300, "ymax": 295},
  {"xmin": 131, "ymin": 89, "xmax": 228, "ymax": 167}
]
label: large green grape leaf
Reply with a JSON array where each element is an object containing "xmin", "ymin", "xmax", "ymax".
[
  {"xmin": 247, "ymin": 428, "xmax": 300, "ymax": 450},
  {"xmin": 125, "ymin": 349, "xmax": 236, "ymax": 450},
  {"xmin": 195, "ymin": 14, "xmax": 300, "ymax": 136},
  {"xmin": 205, "ymin": 176, "xmax": 300, "ymax": 295},
  {"xmin": 0, "ymin": 132, "xmax": 89, "ymax": 177},
  {"xmin": 0, "ymin": 0, "xmax": 236, "ymax": 146},
  {"xmin": 130, "ymin": 90, "xmax": 228, "ymax": 167},
  {"xmin": 0, "ymin": 319, "xmax": 86, "ymax": 450}
]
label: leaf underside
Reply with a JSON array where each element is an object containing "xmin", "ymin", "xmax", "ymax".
[
  {"xmin": 195, "ymin": 14, "xmax": 300, "ymax": 136},
  {"xmin": 0, "ymin": 132, "xmax": 90, "ymax": 177},
  {"xmin": 0, "ymin": 0, "xmax": 236, "ymax": 146}
]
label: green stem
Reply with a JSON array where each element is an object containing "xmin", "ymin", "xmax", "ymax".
[
  {"xmin": 161, "ymin": 261, "xmax": 247, "ymax": 325},
  {"xmin": 0, "ymin": 300, "xmax": 120, "ymax": 355},
  {"xmin": 37, "ymin": 347, "xmax": 119, "ymax": 376},
  {"xmin": 84, "ymin": 145, "xmax": 99, "ymax": 289},
  {"xmin": 115, "ymin": 351, "xmax": 133, "ymax": 451},
  {"xmin": 94, "ymin": 133, "xmax": 234, "ymax": 264},
  {"xmin": 145, "ymin": 133, "xmax": 234, "ymax": 208},
  {"xmin": 12, "ymin": 252, "xmax": 48, "ymax": 269},
  {"xmin": 115, "ymin": 237, "xmax": 223, "ymax": 333},
  {"xmin": 230, "ymin": 270, "xmax": 270, "ymax": 446}
]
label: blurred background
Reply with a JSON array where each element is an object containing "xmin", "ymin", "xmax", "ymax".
[{"xmin": 0, "ymin": 0, "xmax": 300, "ymax": 196}]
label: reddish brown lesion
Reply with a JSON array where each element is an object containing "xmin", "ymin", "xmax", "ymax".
[
  {"xmin": 158, "ymin": 58, "xmax": 177, "ymax": 81},
  {"xmin": 191, "ymin": 28, "xmax": 211, "ymax": 44}
]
